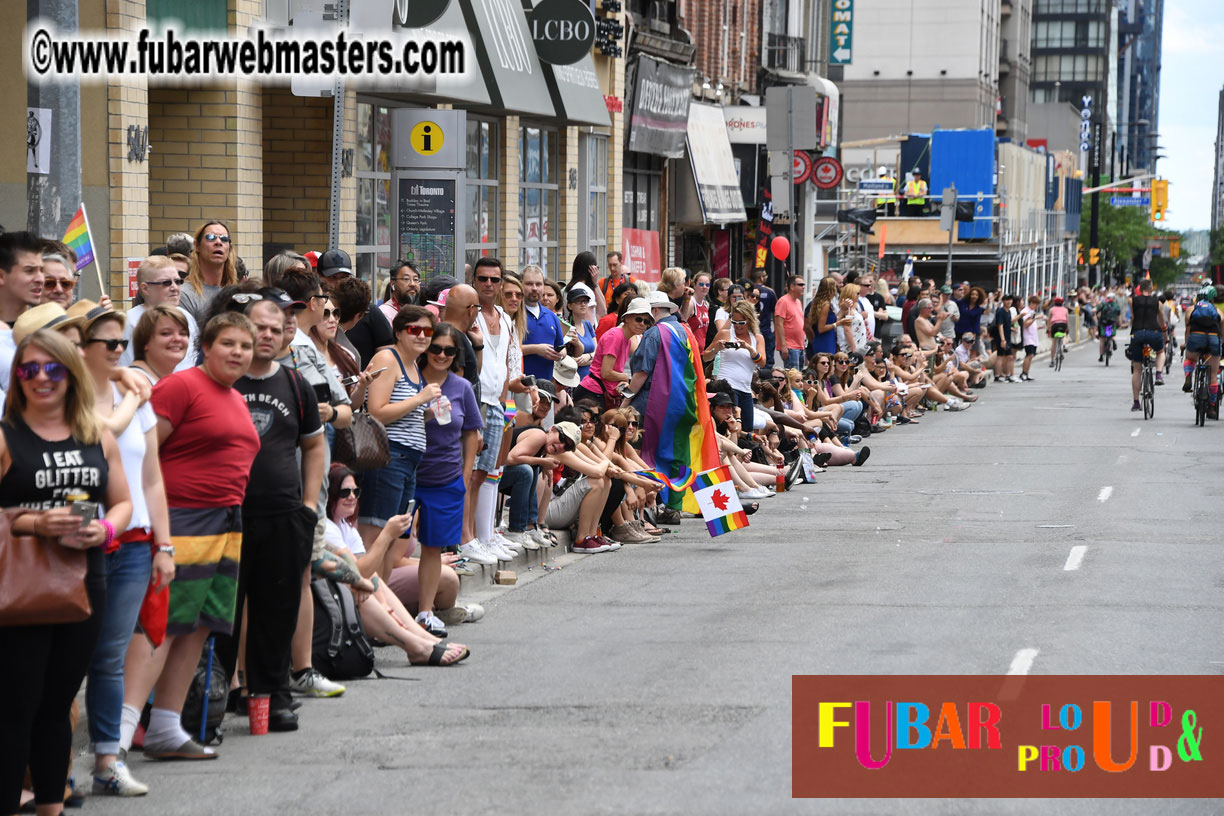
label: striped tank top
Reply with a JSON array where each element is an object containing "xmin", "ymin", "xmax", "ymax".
[{"xmin": 386, "ymin": 349, "xmax": 427, "ymax": 451}]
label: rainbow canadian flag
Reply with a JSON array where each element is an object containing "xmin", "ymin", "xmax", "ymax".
[
  {"xmin": 692, "ymin": 466, "xmax": 749, "ymax": 537},
  {"xmin": 62, "ymin": 205, "xmax": 95, "ymax": 271}
]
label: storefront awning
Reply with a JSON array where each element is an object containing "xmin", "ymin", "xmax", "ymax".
[
  {"xmin": 626, "ymin": 54, "xmax": 696, "ymax": 158},
  {"xmin": 544, "ymin": 57, "xmax": 612, "ymax": 127},
  {"xmin": 675, "ymin": 102, "xmax": 746, "ymax": 226}
]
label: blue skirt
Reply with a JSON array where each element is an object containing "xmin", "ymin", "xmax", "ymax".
[{"xmin": 414, "ymin": 475, "xmax": 466, "ymax": 548}]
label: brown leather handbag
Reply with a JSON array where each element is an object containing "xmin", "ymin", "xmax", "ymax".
[{"xmin": 0, "ymin": 509, "xmax": 92, "ymax": 626}]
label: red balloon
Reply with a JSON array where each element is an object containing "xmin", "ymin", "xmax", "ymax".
[{"xmin": 770, "ymin": 236, "xmax": 791, "ymax": 261}]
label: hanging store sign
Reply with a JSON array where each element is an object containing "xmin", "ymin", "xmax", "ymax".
[
  {"xmin": 622, "ymin": 228, "xmax": 662, "ymax": 283},
  {"xmin": 793, "ymin": 150, "xmax": 813, "ymax": 185},
  {"xmin": 393, "ymin": 0, "xmax": 450, "ymax": 27},
  {"xmin": 829, "ymin": 0, "xmax": 853, "ymax": 65},
  {"xmin": 529, "ymin": 0, "xmax": 596, "ymax": 65},
  {"xmin": 685, "ymin": 102, "xmax": 747, "ymax": 224},
  {"xmin": 724, "ymin": 105, "xmax": 768, "ymax": 144},
  {"xmin": 812, "ymin": 156, "xmax": 843, "ymax": 189},
  {"xmin": 626, "ymin": 54, "xmax": 696, "ymax": 158}
]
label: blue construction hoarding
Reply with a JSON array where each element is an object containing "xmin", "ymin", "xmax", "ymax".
[{"xmin": 929, "ymin": 128, "xmax": 995, "ymax": 240}]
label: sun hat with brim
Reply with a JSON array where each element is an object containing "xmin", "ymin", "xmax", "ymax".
[
  {"xmin": 552, "ymin": 354, "xmax": 580, "ymax": 388},
  {"xmin": 66, "ymin": 300, "xmax": 124, "ymax": 335},
  {"xmin": 553, "ymin": 421, "xmax": 581, "ymax": 450},
  {"xmin": 622, "ymin": 297, "xmax": 653, "ymax": 319},
  {"xmin": 645, "ymin": 290, "xmax": 678, "ymax": 313},
  {"xmin": 12, "ymin": 303, "xmax": 83, "ymax": 345},
  {"xmin": 567, "ymin": 282, "xmax": 595, "ymax": 303}
]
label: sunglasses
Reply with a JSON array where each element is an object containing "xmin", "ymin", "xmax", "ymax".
[
  {"xmin": 696, "ymin": 282, "xmax": 711, "ymax": 288},
  {"xmin": 337, "ymin": 487, "xmax": 361, "ymax": 499},
  {"xmin": 203, "ymin": 233, "xmax": 231, "ymax": 243},
  {"xmin": 85, "ymin": 338, "xmax": 130, "ymax": 352},
  {"xmin": 308, "ymin": 294, "xmax": 329, "ymax": 303},
  {"xmin": 502, "ymin": 290, "xmax": 523, "ymax": 299},
  {"xmin": 402, "ymin": 325, "xmax": 434, "ymax": 337},
  {"xmin": 627, "ymin": 420, "xmax": 639, "ymax": 428},
  {"xmin": 322, "ymin": 308, "xmax": 336, "ymax": 319},
  {"xmin": 15, "ymin": 361, "xmax": 68, "ymax": 381},
  {"xmin": 145, "ymin": 278, "xmax": 183, "ymax": 288},
  {"xmin": 630, "ymin": 316, "xmax": 651, "ymax": 324},
  {"xmin": 428, "ymin": 343, "xmax": 458, "ymax": 357},
  {"xmin": 731, "ymin": 320, "xmax": 747, "ymax": 326},
  {"xmin": 476, "ymin": 274, "xmax": 502, "ymax": 284},
  {"xmin": 43, "ymin": 279, "xmax": 76, "ymax": 291}
]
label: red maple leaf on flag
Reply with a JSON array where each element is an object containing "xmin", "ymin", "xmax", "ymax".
[{"xmin": 711, "ymin": 489, "xmax": 728, "ymax": 511}]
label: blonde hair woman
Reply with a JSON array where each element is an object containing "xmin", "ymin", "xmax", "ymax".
[
  {"xmin": 179, "ymin": 220, "xmax": 238, "ymax": 323},
  {"xmin": 658, "ymin": 267, "xmax": 695, "ymax": 321}
]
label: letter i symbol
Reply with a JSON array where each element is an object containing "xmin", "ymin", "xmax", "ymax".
[{"xmin": 422, "ymin": 126, "xmax": 432, "ymax": 152}]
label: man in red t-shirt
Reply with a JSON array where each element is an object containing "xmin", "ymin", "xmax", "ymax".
[{"xmin": 774, "ymin": 275, "xmax": 808, "ymax": 369}]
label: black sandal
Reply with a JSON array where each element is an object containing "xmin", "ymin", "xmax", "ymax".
[{"xmin": 742, "ymin": 501, "xmax": 759, "ymax": 515}]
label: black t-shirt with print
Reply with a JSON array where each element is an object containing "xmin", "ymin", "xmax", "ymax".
[{"xmin": 234, "ymin": 365, "xmax": 323, "ymax": 515}]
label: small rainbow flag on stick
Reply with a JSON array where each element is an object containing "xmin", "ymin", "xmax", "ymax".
[
  {"xmin": 692, "ymin": 466, "xmax": 749, "ymax": 537},
  {"xmin": 62, "ymin": 204, "xmax": 95, "ymax": 271},
  {"xmin": 635, "ymin": 467, "xmax": 696, "ymax": 504}
]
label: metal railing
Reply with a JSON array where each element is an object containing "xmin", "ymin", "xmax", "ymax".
[{"xmin": 765, "ymin": 33, "xmax": 806, "ymax": 73}]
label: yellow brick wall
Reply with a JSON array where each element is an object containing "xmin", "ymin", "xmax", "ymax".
[
  {"xmin": 500, "ymin": 115, "xmax": 520, "ymax": 274},
  {"xmin": 601, "ymin": 49, "xmax": 626, "ymax": 261},
  {"xmin": 105, "ymin": 0, "xmax": 149, "ymax": 302},
  {"xmin": 560, "ymin": 126, "xmax": 579, "ymax": 269},
  {"xmin": 262, "ymin": 87, "xmax": 333, "ymax": 251}
]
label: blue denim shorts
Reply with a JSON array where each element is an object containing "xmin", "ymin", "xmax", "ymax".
[
  {"xmin": 358, "ymin": 441, "xmax": 424, "ymax": 528},
  {"xmin": 1186, "ymin": 332, "xmax": 1222, "ymax": 357}
]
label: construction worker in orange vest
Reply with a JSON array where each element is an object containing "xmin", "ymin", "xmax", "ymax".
[{"xmin": 902, "ymin": 169, "xmax": 928, "ymax": 216}]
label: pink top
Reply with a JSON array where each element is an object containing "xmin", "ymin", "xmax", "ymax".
[
  {"xmin": 775, "ymin": 294, "xmax": 807, "ymax": 349},
  {"xmin": 1048, "ymin": 305, "xmax": 1069, "ymax": 325},
  {"xmin": 578, "ymin": 325, "xmax": 629, "ymax": 395}
]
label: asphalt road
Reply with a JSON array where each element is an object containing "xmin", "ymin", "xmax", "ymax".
[{"xmin": 79, "ymin": 342, "xmax": 1221, "ymax": 815}]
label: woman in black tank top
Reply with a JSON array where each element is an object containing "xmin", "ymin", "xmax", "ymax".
[{"xmin": 0, "ymin": 330, "xmax": 132, "ymax": 813}]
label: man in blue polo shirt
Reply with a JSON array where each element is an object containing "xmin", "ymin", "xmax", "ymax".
[{"xmin": 521, "ymin": 265, "xmax": 566, "ymax": 382}]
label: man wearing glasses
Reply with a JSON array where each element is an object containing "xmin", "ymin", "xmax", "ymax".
[
  {"xmin": 774, "ymin": 275, "xmax": 807, "ymax": 370},
  {"xmin": 379, "ymin": 260, "xmax": 421, "ymax": 324},
  {"xmin": 120, "ymin": 256, "xmax": 199, "ymax": 370},
  {"xmin": 38, "ymin": 246, "xmax": 80, "ymax": 309}
]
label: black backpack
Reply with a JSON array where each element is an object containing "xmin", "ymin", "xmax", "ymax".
[
  {"xmin": 144, "ymin": 640, "xmax": 227, "ymax": 745},
  {"xmin": 311, "ymin": 578, "xmax": 374, "ymax": 681}
]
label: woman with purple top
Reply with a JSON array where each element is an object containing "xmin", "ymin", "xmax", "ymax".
[{"xmin": 412, "ymin": 323, "xmax": 483, "ymax": 639}]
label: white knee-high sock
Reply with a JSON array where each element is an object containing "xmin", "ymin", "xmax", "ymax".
[{"xmin": 476, "ymin": 481, "xmax": 498, "ymax": 542}]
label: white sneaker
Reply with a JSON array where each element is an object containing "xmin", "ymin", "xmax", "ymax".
[
  {"xmin": 490, "ymin": 530, "xmax": 522, "ymax": 553},
  {"xmin": 486, "ymin": 538, "xmax": 516, "ymax": 561},
  {"xmin": 945, "ymin": 398, "xmax": 968, "ymax": 411},
  {"xmin": 415, "ymin": 610, "xmax": 448, "ymax": 637},
  {"xmin": 1006, "ymin": 376, "xmax": 1019, "ymax": 383},
  {"xmin": 290, "ymin": 667, "xmax": 346, "ymax": 698},
  {"xmin": 438, "ymin": 603, "xmax": 486, "ymax": 626},
  {"xmin": 502, "ymin": 530, "xmax": 537, "ymax": 551},
  {"xmin": 529, "ymin": 527, "xmax": 553, "ymax": 548},
  {"xmin": 92, "ymin": 760, "xmax": 148, "ymax": 797},
  {"xmin": 458, "ymin": 538, "xmax": 497, "ymax": 566}
]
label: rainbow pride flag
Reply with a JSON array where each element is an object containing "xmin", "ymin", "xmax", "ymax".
[
  {"xmin": 635, "ymin": 466, "xmax": 696, "ymax": 504},
  {"xmin": 504, "ymin": 402, "xmax": 517, "ymax": 430},
  {"xmin": 692, "ymin": 466, "xmax": 749, "ymax": 537},
  {"xmin": 641, "ymin": 320, "xmax": 720, "ymax": 514},
  {"xmin": 62, "ymin": 205, "xmax": 94, "ymax": 271}
]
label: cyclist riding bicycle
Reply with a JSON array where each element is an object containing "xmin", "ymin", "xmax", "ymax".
[
  {"xmin": 1182, "ymin": 285, "xmax": 1223, "ymax": 420},
  {"xmin": 1127, "ymin": 278, "xmax": 1167, "ymax": 410},
  {"xmin": 1098, "ymin": 292, "xmax": 1121, "ymax": 361},
  {"xmin": 1046, "ymin": 296, "xmax": 1069, "ymax": 368}
]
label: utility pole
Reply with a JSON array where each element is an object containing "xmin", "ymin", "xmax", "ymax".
[{"xmin": 1088, "ymin": 121, "xmax": 1102, "ymax": 288}]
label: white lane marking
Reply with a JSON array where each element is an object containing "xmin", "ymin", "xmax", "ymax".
[
  {"xmin": 1116, "ymin": 454, "xmax": 1128, "ymax": 464},
  {"xmin": 1064, "ymin": 546, "xmax": 1087, "ymax": 571},
  {"xmin": 1131, "ymin": 427, "xmax": 1141, "ymax": 437},
  {"xmin": 1008, "ymin": 648, "xmax": 1040, "ymax": 675},
  {"xmin": 1097, "ymin": 486, "xmax": 1113, "ymax": 503}
]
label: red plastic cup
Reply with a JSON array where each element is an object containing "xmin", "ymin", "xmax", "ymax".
[{"xmin": 248, "ymin": 695, "xmax": 269, "ymax": 735}]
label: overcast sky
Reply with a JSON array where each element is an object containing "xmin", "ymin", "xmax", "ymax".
[{"xmin": 1157, "ymin": 0, "xmax": 1224, "ymax": 232}]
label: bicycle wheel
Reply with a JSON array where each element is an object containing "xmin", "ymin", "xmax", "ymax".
[
  {"xmin": 1104, "ymin": 346, "xmax": 1110, "ymax": 367},
  {"xmin": 1195, "ymin": 369, "xmax": 1208, "ymax": 426},
  {"xmin": 1142, "ymin": 368, "xmax": 1154, "ymax": 420}
]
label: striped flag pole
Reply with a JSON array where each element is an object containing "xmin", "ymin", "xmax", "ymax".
[{"xmin": 79, "ymin": 203, "xmax": 104, "ymax": 295}]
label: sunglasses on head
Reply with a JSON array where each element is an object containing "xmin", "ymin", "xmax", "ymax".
[
  {"xmin": 15, "ymin": 361, "xmax": 68, "ymax": 382},
  {"xmin": 338, "ymin": 487, "xmax": 361, "ymax": 499},
  {"xmin": 402, "ymin": 325, "xmax": 434, "ymax": 337},
  {"xmin": 86, "ymin": 338, "xmax": 130, "ymax": 352},
  {"xmin": 428, "ymin": 343, "xmax": 458, "ymax": 357},
  {"xmin": 203, "ymin": 233, "xmax": 231, "ymax": 243},
  {"xmin": 476, "ymin": 274, "xmax": 502, "ymax": 284}
]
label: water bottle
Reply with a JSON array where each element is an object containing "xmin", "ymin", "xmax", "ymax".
[{"xmin": 434, "ymin": 395, "xmax": 452, "ymax": 425}]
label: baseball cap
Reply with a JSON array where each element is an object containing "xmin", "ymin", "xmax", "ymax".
[
  {"xmin": 534, "ymin": 381, "xmax": 556, "ymax": 403},
  {"xmin": 553, "ymin": 421, "xmax": 581, "ymax": 450},
  {"xmin": 567, "ymin": 282, "xmax": 595, "ymax": 303},
  {"xmin": 961, "ymin": 332, "xmax": 975, "ymax": 342},
  {"xmin": 421, "ymin": 274, "xmax": 459, "ymax": 307},
  {"xmin": 302, "ymin": 250, "xmax": 321, "ymax": 269},
  {"xmin": 317, "ymin": 249, "xmax": 352, "ymax": 277},
  {"xmin": 259, "ymin": 287, "xmax": 307, "ymax": 311},
  {"xmin": 939, "ymin": 284, "xmax": 953, "ymax": 294},
  {"xmin": 710, "ymin": 391, "xmax": 735, "ymax": 407}
]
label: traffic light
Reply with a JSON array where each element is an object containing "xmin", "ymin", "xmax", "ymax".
[
  {"xmin": 1089, "ymin": 247, "xmax": 1101, "ymax": 266},
  {"xmin": 1077, "ymin": 243, "xmax": 1084, "ymax": 265},
  {"xmin": 1151, "ymin": 179, "xmax": 1169, "ymax": 222}
]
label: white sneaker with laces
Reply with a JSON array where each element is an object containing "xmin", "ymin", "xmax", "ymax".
[
  {"xmin": 458, "ymin": 538, "xmax": 497, "ymax": 565},
  {"xmin": 502, "ymin": 530, "xmax": 537, "ymax": 550},
  {"xmin": 438, "ymin": 603, "xmax": 486, "ymax": 626},
  {"xmin": 290, "ymin": 667, "xmax": 346, "ymax": 698},
  {"xmin": 415, "ymin": 610, "xmax": 448, "ymax": 637},
  {"xmin": 529, "ymin": 527, "xmax": 552, "ymax": 548},
  {"xmin": 490, "ymin": 530, "xmax": 522, "ymax": 553},
  {"xmin": 92, "ymin": 760, "xmax": 148, "ymax": 797},
  {"xmin": 485, "ymin": 538, "xmax": 516, "ymax": 561}
]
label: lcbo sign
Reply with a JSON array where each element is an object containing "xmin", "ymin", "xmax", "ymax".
[{"xmin": 530, "ymin": 0, "xmax": 596, "ymax": 65}]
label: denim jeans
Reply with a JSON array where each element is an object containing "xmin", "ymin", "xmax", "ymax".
[
  {"xmin": 358, "ymin": 441, "xmax": 425, "ymax": 528},
  {"xmin": 761, "ymin": 330, "xmax": 776, "ymax": 368},
  {"xmin": 500, "ymin": 464, "xmax": 538, "ymax": 532},
  {"xmin": 785, "ymin": 348, "xmax": 804, "ymax": 370},
  {"xmin": 837, "ymin": 399, "xmax": 864, "ymax": 438},
  {"xmin": 86, "ymin": 541, "xmax": 151, "ymax": 755}
]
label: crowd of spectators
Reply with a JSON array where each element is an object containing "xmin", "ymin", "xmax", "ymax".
[{"xmin": 5, "ymin": 223, "xmax": 1047, "ymax": 813}]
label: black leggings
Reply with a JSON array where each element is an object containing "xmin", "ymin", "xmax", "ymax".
[
  {"xmin": 600, "ymin": 478, "xmax": 626, "ymax": 535},
  {"xmin": 0, "ymin": 571, "xmax": 106, "ymax": 810}
]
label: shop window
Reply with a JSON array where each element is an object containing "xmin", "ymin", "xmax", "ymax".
[
  {"xmin": 355, "ymin": 101, "xmax": 392, "ymax": 300},
  {"xmin": 519, "ymin": 124, "xmax": 560, "ymax": 276},
  {"xmin": 623, "ymin": 152, "xmax": 661, "ymax": 232},
  {"xmin": 466, "ymin": 117, "xmax": 501, "ymax": 271},
  {"xmin": 579, "ymin": 133, "xmax": 609, "ymax": 260}
]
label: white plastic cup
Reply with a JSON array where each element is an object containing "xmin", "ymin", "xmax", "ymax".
[{"xmin": 434, "ymin": 395, "xmax": 452, "ymax": 425}]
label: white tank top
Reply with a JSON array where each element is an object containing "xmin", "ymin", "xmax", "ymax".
[
  {"xmin": 717, "ymin": 332, "xmax": 757, "ymax": 392},
  {"xmin": 477, "ymin": 307, "xmax": 510, "ymax": 408}
]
